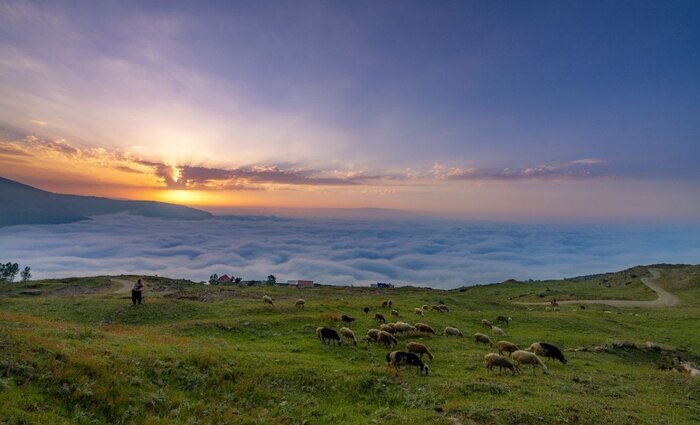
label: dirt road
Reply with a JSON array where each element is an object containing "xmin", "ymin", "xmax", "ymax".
[
  {"xmin": 513, "ymin": 269, "xmax": 679, "ymax": 308},
  {"xmin": 111, "ymin": 278, "xmax": 134, "ymax": 294}
]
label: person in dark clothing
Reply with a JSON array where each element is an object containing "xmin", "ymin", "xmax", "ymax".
[{"xmin": 132, "ymin": 279, "xmax": 144, "ymax": 305}]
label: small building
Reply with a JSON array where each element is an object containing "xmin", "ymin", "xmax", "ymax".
[
  {"xmin": 288, "ymin": 279, "xmax": 314, "ymax": 288},
  {"xmin": 218, "ymin": 274, "xmax": 231, "ymax": 284}
]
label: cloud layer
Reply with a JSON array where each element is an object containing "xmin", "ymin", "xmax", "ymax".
[{"xmin": 1, "ymin": 214, "xmax": 698, "ymax": 288}]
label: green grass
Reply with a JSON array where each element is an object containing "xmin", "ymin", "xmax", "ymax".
[{"xmin": 0, "ymin": 266, "xmax": 699, "ymax": 424}]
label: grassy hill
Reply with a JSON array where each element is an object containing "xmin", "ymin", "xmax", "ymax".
[
  {"xmin": 0, "ymin": 266, "xmax": 699, "ymax": 424},
  {"xmin": 0, "ymin": 176, "xmax": 211, "ymax": 227}
]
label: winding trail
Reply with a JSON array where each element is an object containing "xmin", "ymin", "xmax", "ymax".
[
  {"xmin": 111, "ymin": 278, "xmax": 133, "ymax": 294},
  {"xmin": 513, "ymin": 269, "xmax": 679, "ymax": 308}
]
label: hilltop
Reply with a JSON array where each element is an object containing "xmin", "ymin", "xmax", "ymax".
[
  {"xmin": 0, "ymin": 176, "xmax": 211, "ymax": 227},
  {"xmin": 0, "ymin": 265, "xmax": 698, "ymax": 424}
]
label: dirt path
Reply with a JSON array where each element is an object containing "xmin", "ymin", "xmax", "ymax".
[
  {"xmin": 111, "ymin": 278, "xmax": 134, "ymax": 294},
  {"xmin": 513, "ymin": 269, "xmax": 680, "ymax": 308}
]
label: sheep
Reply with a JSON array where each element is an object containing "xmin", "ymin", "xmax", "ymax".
[
  {"xmin": 484, "ymin": 353, "xmax": 519, "ymax": 375},
  {"xmin": 379, "ymin": 323, "xmax": 397, "ymax": 334},
  {"xmin": 366, "ymin": 329, "xmax": 380, "ymax": 344},
  {"xmin": 550, "ymin": 300, "xmax": 559, "ymax": 307},
  {"xmin": 375, "ymin": 313, "xmax": 386, "ymax": 323},
  {"xmin": 262, "ymin": 295, "xmax": 273, "ymax": 305},
  {"xmin": 386, "ymin": 351, "xmax": 430, "ymax": 375},
  {"xmin": 495, "ymin": 316, "xmax": 511, "ymax": 326},
  {"xmin": 341, "ymin": 314, "xmax": 356, "ymax": 324},
  {"xmin": 512, "ymin": 350, "xmax": 549, "ymax": 374},
  {"xmin": 295, "ymin": 299, "xmax": 305, "ymax": 308},
  {"xmin": 529, "ymin": 342, "xmax": 567, "ymax": 365},
  {"xmin": 413, "ymin": 308, "xmax": 425, "ymax": 316},
  {"xmin": 496, "ymin": 340, "xmax": 519, "ymax": 357},
  {"xmin": 444, "ymin": 326, "xmax": 463, "ymax": 337},
  {"xmin": 363, "ymin": 307, "xmax": 370, "ymax": 314},
  {"xmin": 377, "ymin": 330, "xmax": 398, "ymax": 347},
  {"xmin": 381, "ymin": 300, "xmax": 393, "ymax": 308},
  {"xmin": 339, "ymin": 327, "xmax": 357, "ymax": 346},
  {"xmin": 317, "ymin": 327, "xmax": 342, "ymax": 345},
  {"xmin": 430, "ymin": 305, "xmax": 443, "ymax": 312},
  {"xmin": 422, "ymin": 305, "xmax": 429, "ymax": 311},
  {"xmin": 481, "ymin": 319, "xmax": 493, "ymax": 329},
  {"xmin": 491, "ymin": 326, "xmax": 506, "ymax": 336},
  {"xmin": 391, "ymin": 309, "xmax": 400, "ymax": 318},
  {"xmin": 406, "ymin": 342, "xmax": 434, "ymax": 360},
  {"xmin": 393, "ymin": 322, "xmax": 415, "ymax": 334},
  {"xmin": 437, "ymin": 304, "xmax": 449, "ymax": 312},
  {"xmin": 414, "ymin": 323, "xmax": 436, "ymax": 335},
  {"xmin": 474, "ymin": 332, "xmax": 494, "ymax": 347}
]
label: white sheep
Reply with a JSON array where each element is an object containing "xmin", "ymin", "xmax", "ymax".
[
  {"xmin": 413, "ymin": 308, "xmax": 424, "ymax": 316},
  {"xmin": 491, "ymin": 326, "xmax": 506, "ymax": 336},
  {"xmin": 262, "ymin": 295, "xmax": 273, "ymax": 305},
  {"xmin": 295, "ymin": 298, "xmax": 305, "ymax": 308},
  {"xmin": 512, "ymin": 350, "xmax": 549, "ymax": 374},
  {"xmin": 339, "ymin": 327, "xmax": 357, "ymax": 346},
  {"xmin": 444, "ymin": 326, "xmax": 463, "ymax": 337}
]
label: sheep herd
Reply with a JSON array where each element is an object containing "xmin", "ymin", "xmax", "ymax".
[{"xmin": 264, "ymin": 295, "xmax": 568, "ymax": 377}]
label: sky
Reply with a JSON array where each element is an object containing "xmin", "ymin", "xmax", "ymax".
[{"xmin": 1, "ymin": 1, "xmax": 699, "ymax": 221}]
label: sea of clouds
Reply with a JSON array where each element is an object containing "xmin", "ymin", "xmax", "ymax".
[{"xmin": 1, "ymin": 213, "xmax": 699, "ymax": 288}]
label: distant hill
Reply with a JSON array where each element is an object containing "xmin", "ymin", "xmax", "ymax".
[{"xmin": 0, "ymin": 176, "xmax": 212, "ymax": 227}]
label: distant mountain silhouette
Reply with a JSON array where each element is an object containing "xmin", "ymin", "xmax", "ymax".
[{"xmin": 0, "ymin": 176, "xmax": 212, "ymax": 227}]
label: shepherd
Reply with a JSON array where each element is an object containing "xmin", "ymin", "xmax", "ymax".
[{"xmin": 132, "ymin": 279, "xmax": 144, "ymax": 305}]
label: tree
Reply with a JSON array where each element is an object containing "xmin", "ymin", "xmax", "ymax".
[
  {"xmin": 266, "ymin": 274, "xmax": 276, "ymax": 286},
  {"xmin": 209, "ymin": 273, "xmax": 219, "ymax": 285},
  {"xmin": 0, "ymin": 262, "xmax": 19, "ymax": 282},
  {"xmin": 233, "ymin": 277, "xmax": 242, "ymax": 284},
  {"xmin": 20, "ymin": 266, "xmax": 31, "ymax": 282}
]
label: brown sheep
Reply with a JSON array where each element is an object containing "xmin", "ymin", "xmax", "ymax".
[
  {"xmin": 422, "ymin": 305, "xmax": 429, "ymax": 311},
  {"xmin": 365, "ymin": 329, "xmax": 380, "ymax": 344},
  {"xmin": 374, "ymin": 313, "xmax": 386, "ymax": 323},
  {"xmin": 430, "ymin": 305, "xmax": 442, "ymax": 312},
  {"xmin": 413, "ymin": 308, "xmax": 425, "ymax": 316},
  {"xmin": 406, "ymin": 342, "xmax": 434, "ymax": 360},
  {"xmin": 339, "ymin": 327, "xmax": 357, "ymax": 346},
  {"xmin": 496, "ymin": 340, "xmax": 519, "ymax": 357},
  {"xmin": 295, "ymin": 299, "xmax": 305, "ymax": 308},
  {"xmin": 377, "ymin": 330, "xmax": 398, "ymax": 347},
  {"xmin": 474, "ymin": 332, "xmax": 494, "ymax": 347},
  {"xmin": 380, "ymin": 323, "xmax": 397, "ymax": 334},
  {"xmin": 391, "ymin": 309, "xmax": 400, "ymax": 318},
  {"xmin": 484, "ymin": 353, "xmax": 519, "ymax": 375},
  {"xmin": 444, "ymin": 326, "xmax": 463, "ymax": 337},
  {"xmin": 341, "ymin": 314, "xmax": 356, "ymax": 324},
  {"xmin": 496, "ymin": 316, "xmax": 511, "ymax": 326},
  {"xmin": 512, "ymin": 350, "xmax": 549, "ymax": 374},
  {"xmin": 381, "ymin": 300, "xmax": 393, "ymax": 308},
  {"xmin": 481, "ymin": 319, "xmax": 493, "ymax": 329},
  {"xmin": 414, "ymin": 323, "xmax": 436, "ymax": 335},
  {"xmin": 262, "ymin": 295, "xmax": 273, "ymax": 305},
  {"xmin": 437, "ymin": 304, "xmax": 449, "ymax": 312}
]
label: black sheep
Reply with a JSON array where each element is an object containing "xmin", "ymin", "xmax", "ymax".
[
  {"xmin": 386, "ymin": 351, "xmax": 430, "ymax": 375},
  {"xmin": 539, "ymin": 342, "xmax": 567, "ymax": 364},
  {"xmin": 319, "ymin": 327, "xmax": 342, "ymax": 345},
  {"xmin": 341, "ymin": 314, "xmax": 355, "ymax": 324}
]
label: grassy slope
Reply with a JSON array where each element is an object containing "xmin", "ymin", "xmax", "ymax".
[{"xmin": 0, "ymin": 267, "xmax": 698, "ymax": 424}]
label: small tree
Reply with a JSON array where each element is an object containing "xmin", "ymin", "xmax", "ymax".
[
  {"xmin": 233, "ymin": 277, "xmax": 242, "ymax": 284},
  {"xmin": 20, "ymin": 266, "xmax": 31, "ymax": 282},
  {"xmin": 266, "ymin": 274, "xmax": 276, "ymax": 286},
  {"xmin": 209, "ymin": 273, "xmax": 219, "ymax": 285}
]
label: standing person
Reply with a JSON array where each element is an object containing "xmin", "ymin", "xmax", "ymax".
[{"xmin": 132, "ymin": 279, "xmax": 144, "ymax": 305}]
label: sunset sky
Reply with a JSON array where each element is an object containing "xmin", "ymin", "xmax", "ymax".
[{"xmin": 1, "ymin": 1, "xmax": 699, "ymax": 221}]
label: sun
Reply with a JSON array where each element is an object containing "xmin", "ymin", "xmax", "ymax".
[{"xmin": 161, "ymin": 190, "xmax": 204, "ymax": 205}]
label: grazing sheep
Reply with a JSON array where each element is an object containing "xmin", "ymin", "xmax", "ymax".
[
  {"xmin": 580, "ymin": 305, "xmax": 586, "ymax": 310},
  {"xmin": 491, "ymin": 326, "xmax": 506, "ymax": 336},
  {"xmin": 484, "ymin": 353, "xmax": 519, "ymax": 375},
  {"xmin": 430, "ymin": 305, "xmax": 442, "ymax": 312},
  {"xmin": 414, "ymin": 323, "xmax": 436, "ymax": 335},
  {"xmin": 339, "ymin": 327, "xmax": 358, "ymax": 346},
  {"xmin": 318, "ymin": 327, "xmax": 342, "ymax": 345},
  {"xmin": 380, "ymin": 323, "xmax": 397, "ymax": 334},
  {"xmin": 474, "ymin": 332, "xmax": 494, "ymax": 347},
  {"xmin": 363, "ymin": 307, "xmax": 370, "ymax": 314},
  {"xmin": 495, "ymin": 316, "xmax": 511, "ymax": 326},
  {"xmin": 529, "ymin": 342, "xmax": 567, "ymax": 364},
  {"xmin": 341, "ymin": 314, "xmax": 356, "ymax": 324},
  {"xmin": 512, "ymin": 350, "xmax": 549, "ymax": 374},
  {"xmin": 375, "ymin": 313, "xmax": 386, "ymax": 323},
  {"xmin": 315, "ymin": 327, "xmax": 324, "ymax": 339},
  {"xmin": 496, "ymin": 340, "xmax": 520, "ymax": 357},
  {"xmin": 437, "ymin": 304, "xmax": 449, "ymax": 312},
  {"xmin": 366, "ymin": 329, "xmax": 380, "ymax": 343},
  {"xmin": 481, "ymin": 319, "xmax": 493, "ymax": 329},
  {"xmin": 550, "ymin": 300, "xmax": 559, "ymax": 307},
  {"xmin": 422, "ymin": 305, "xmax": 429, "ymax": 311},
  {"xmin": 378, "ymin": 330, "xmax": 398, "ymax": 347},
  {"xmin": 295, "ymin": 299, "xmax": 305, "ymax": 308},
  {"xmin": 406, "ymin": 342, "xmax": 434, "ymax": 360},
  {"xmin": 381, "ymin": 300, "xmax": 393, "ymax": 308},
  {"xmin": 386, "ymin": 351, "xmax": 430, "ymax": 375},
  {"xmin": 413, "ymin": 308, "xmax": 425, "ymax": 316},
  {"xmin": 393, "ymin": 322, "xmax": 415, "ymax": 334},
  {"xmin": 262, "ymin": 295, "xmax": 273, "ymax": 305},
  {"xmin": 444, "ymin": 326, "xmax": 463, "ymax": 337},
  {"xmin": 391, "ymin": 309, "xmax": 400, "ymax": 318}
]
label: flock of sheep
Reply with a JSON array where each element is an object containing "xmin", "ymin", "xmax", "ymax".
[{"xmin": 263, "ymin": 295, "xmax": 568, "ymax": 377}]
